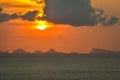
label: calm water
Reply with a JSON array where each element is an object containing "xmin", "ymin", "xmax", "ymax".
[{"xmin": 0, "ymin": 55, "xmax": 120, "ymax": 80}]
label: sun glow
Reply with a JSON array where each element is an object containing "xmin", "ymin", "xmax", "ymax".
[
  {"xmin": 34, "ymin": 20, "xmax": 47, "ymax": 30},
  {"xmin": 37, "ymin": 25, "xmax": 46, "ymax": 30},
  {"xmin": 32, "ymin": 0, "xmax": 54, "ymax": 30},
  {"xmin": 32, "ymin": 0, "xmax": 48, "ymax": 30}
]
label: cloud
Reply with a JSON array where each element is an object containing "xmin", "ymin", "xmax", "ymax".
[
  {"xmin": 0, "ymin": 7, "xmax": 45, "ymax": 22},
  {"xmin": 30, "ymin": 0, "xmax": 44, "ymax": 4},
  {"xmin": 0, "ymin": 7, "xmax": 19, "ymax": 22},
  {"xmin": 0, "ymin": 0, "xmax": 119, "ymax": 26},
  {"xmin": 21, "ymin": 10, "xmax": 39, "ymax": 21},
  {"xmin": 106, "ymin": 16, "xmax": 119, "ymax": 26},
  {"xmin": 0, "ymin": 7, "xmax": 41, "ymax": 22},
  {"xmin": 0, "ymin": 2, "xmax": 40, "ymax": 9},
  {"xmin": 44, "ymin": 0, "xmax": 119, "ymax": 26}
]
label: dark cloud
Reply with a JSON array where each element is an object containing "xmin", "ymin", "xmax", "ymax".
[
  {"xmin": 0, "ymin": 7, "xmax": 45, "ymax": 22},
  {"xmin": 106, "ymin": 16, "xmax": 119, "ymax": 26},
  {"xmin": 99, "ymin": 16, "xmax": 119, "ymax": 26},
  {"xmin": 0, "ymin": 0, "xmax": 119, "ymax": 26},
  {"xmin": 0, "ymin": 7, "xmax": 19, "ymax": 22},
  {"xmin": 44, "ymin": 0, "xmax": 119, "ymax": 26},
  {"xmin": 0, "ymin": 7, "xmax": 40, "ymax": 22},
  {"xmin": 21, "ymin": 10, "xmax": 46, "ymax": 21},
  {"xmin": 21, "ymin": 10, "xmax": 39, "ymax": 21}
]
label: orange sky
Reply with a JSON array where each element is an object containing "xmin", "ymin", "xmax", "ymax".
[{"xmin": 0, "ymin": 0, "xmax": 120, "ymax": 53}]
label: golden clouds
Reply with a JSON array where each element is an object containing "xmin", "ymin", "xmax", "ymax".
[{"xmin": 0, "ymin": 0, "xmax": 40, "ymax": 14}]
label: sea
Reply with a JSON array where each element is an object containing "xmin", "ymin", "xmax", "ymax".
[{"xmin": 0, "ymin": 54, "xmax": 120, "ymax": 80}]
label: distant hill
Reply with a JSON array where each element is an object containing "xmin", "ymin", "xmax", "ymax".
[
  {"xmin": 0, "ymin": 48, "xmax": 120, "ymax": 55},
  {"xmin": 46, "ymin": 48, "xmax": 57, "ymax": 54},
  {"xmin": 12, "ymin": 49, "xmax": 30, "ymax": 55},
  {"xmin": 0, "ymin": 51, "xmax": 9, "ymax": 54},
  {"xmin": 90, "ymin": 48, "xmax": 120, "ymax": 54}
]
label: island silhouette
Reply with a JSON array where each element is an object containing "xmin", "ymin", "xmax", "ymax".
[{"xmin": 0, "ymin": 48, "xmax": 120, "ymax": 55}]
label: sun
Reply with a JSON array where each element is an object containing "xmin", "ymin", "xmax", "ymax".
[
  {"xmin": 34, "ymin": 20, "xmax": 47, "ymax": 30},
  {"xmin": 37, "ymin": 25, "xmax": 46, "ymax": 30},
  {"xmin": 34, "ymin": 20, "xmax": 53, "ymax": 30}
]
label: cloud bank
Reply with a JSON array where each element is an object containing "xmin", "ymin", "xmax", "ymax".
[
  {"xmin": 0, "ymin": 0, "xmax": 119, "ymax": 27},
  {"xmin": 21, "ymin": 10, "xmax": 39, "ymax": 21},
  {"xmin": 0, "ymin": 7, "xmax": 40, "ymax": 22},
  {"xmin": 0, "ymin": 7, "xmax": 18, "ymax": 22},
  {"xmin": 44, "ymin": 0, "xmax": 119, "ymax": 26}
]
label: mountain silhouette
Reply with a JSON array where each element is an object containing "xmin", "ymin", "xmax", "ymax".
[
  {"xmin": 0, "ymin": 48, "xmax": 120, "ymax": 55},
  {"xmin": 90, "ymin": 48, "xmax": 120, "ymax": 54},
  {"xmin": 12, "ymin": 49, "xmax": 30, "ymax": 55}
]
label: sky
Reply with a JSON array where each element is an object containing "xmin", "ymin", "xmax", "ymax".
[{"xmin": 0, "ymin": 0, "xmax": 120, "ymax": 53}]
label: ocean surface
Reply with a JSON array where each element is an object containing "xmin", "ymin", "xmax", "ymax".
[{"xmin": 0, "ymin": 55, "xmax": 120, "ymax": 80}]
